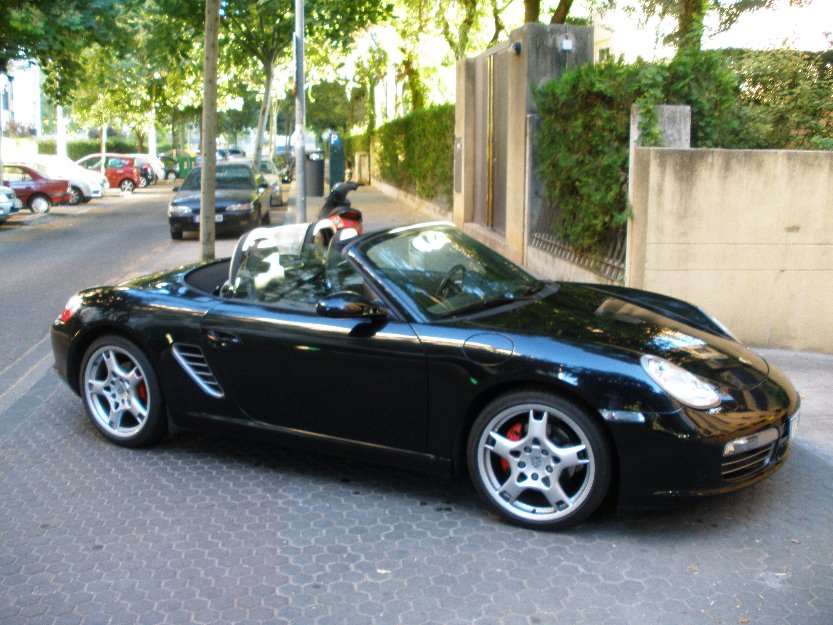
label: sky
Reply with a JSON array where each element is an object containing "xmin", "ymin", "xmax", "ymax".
[{"xmin": 593, "ymin": 0, "xmax": 832, "ymax": 61}]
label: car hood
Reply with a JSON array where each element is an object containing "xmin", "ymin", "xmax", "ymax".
[
  {"xmin": 461, "ymin": 282, "xmax": 769, "ymax": 390},
  {"xmin": 171, "ymin": 189, "xmax": 256, "ymax": 211}
]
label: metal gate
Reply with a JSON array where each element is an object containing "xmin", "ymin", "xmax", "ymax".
[{"xmin": 472, "ymin": 48, "xmax": 510, "ymax": 235}]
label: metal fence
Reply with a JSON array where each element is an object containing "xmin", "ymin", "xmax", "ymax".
[{"xmin": 529, "ymin": 221, "xmax": 626, "ymax": 283}]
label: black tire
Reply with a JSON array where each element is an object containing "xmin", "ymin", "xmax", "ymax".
[
  {"xmin": 28, "ymin": 194, "xmax": 51, "ymax": 214},
  {"xmin": 165, "ymin": 171, "xmax": 177, "ymax": 180},
  {"xmin": 68, "ymin": 186, "xmax": 84, "ymax": 206},
  {"xmin": 79, "ymin": 335, "xmax": 167, "ymax": 447},
  {"xmin": 170, "ymin": 227, "xmax": 183, "ymax": 240},
  {"xmin": 467, "ymin": 389, "xmax": 612, "ymax": 530},
  {"xmin": 119, "ymin": 179, "xmax": 136, "ymax": 193}
]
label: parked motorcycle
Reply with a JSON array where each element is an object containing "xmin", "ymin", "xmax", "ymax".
[{"xmin": 318, "ymin": 181, "xmax": 363, "ymax": 233}]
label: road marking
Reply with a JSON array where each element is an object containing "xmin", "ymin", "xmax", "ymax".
[
  {"xmin": 0, "ymin": 333, "xmax": 49, "ymax": 376},
  {"xmin": 0, "ymin": 349, "xmax": 54, "ymax": 416}
]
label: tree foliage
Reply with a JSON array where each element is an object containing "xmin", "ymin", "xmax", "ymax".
[
  {"xmin": 533, "ymin": 47, "xmax": 833, "ymax": 257},
  {"xmin": 0, "ymin": 0, "xmax": 129, "ymax": 99}
]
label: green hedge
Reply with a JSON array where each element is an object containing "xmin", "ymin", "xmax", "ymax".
[
  {"xmin": 348, "ymin": 104, "xmax": 454, "ymax": 205},
  {"xmin": 533, "ymin": 48, "xmax": 833, "ymax": 258},
  {"xmin": 37, "ymin": 139, "xmax": 174, "ymax": 160}
]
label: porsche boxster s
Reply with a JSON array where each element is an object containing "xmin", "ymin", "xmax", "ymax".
[{"xmin": 51, "ymin": 221, "xmax": 799, "ymax": 529}]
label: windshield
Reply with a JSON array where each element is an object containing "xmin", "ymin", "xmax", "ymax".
[
  {"xmin": 357, "ymin": 225, "xmax": 542, "ymax": 320},
  {"xmin": 180, "ymin": 165, "xmax": 255, "ymax": 191}
]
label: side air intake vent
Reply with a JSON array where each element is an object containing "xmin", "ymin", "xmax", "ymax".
[{"xmin": 171, "ymin": 344, "xmax": 225, "ymax": 399}]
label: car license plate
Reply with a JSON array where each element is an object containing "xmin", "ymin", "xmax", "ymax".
[{"xmin": 193, "ymin": 214, "xmax": 224, "ymax": 223}]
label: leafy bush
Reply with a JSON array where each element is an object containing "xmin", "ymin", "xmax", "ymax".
[
  {"xmin": 534, "ymin": 59, "xmax": 670, "ymax": 256},
  {"xmin": 347, "ymin": 104, "xmax": 454, "ymax": 206},
  {"xmin": 37, "ymin": 138, "xmax": 144, "ymax": 160},
  {"xmin": 534, "ymin": 48, "xmax": 833, "ymax": 258}
]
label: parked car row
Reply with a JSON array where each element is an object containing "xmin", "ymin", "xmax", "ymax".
[{"xmin": 0, "ymin": 152, "xmax": 171, "ymax": 227}]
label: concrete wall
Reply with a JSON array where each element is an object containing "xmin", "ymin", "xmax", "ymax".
[{"xmin": 627, "ymin": 147, "xmax": 833, "ymax": 352}]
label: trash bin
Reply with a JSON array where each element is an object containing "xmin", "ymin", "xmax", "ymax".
[{"xmin": 304, "ymin": 152, "xmax": 325, "ymax": 197}]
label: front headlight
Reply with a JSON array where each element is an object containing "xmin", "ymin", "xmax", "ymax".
[
  {"xmin": 168, "ymin": 204, "xmax": 192, "ymax": 217},
  {"xmin": 225, "ymin": 202, "xmax": 254, "ymax": 214},
  {"xmin": 641, "ymin": 354, "xmax": 721, "ymax": 409}
]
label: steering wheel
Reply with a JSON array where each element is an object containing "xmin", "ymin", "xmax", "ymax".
[{"xmin": 435, "ymin": 264, "xmax": 466, "ymax": 299}]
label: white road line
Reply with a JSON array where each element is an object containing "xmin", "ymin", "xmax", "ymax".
[
  {"xmin": 0, "ymin": 333, "xmax": 49, "ymax": 376},
  {"xmin": 0, "ymin": 350, "xmax": 54, "ymax": 416}
]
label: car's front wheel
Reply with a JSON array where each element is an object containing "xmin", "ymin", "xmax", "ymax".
[
  {"xmin": 28, "ymin": 194, "xmax": 51, "ymax": 214},
  {"xmin": 467, "ymin": 390, "xmax": 612, "ymax": 530},
  {"xmin": 170, "ymin": 227, "xmax": 183, "ymax": 240},
  {"xmin": 80, "ymin": 336, "xmax": 167, "ymax": 447}
]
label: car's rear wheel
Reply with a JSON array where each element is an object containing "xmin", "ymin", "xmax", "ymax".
[
  {"xmin": 166, "ymin": 171, "xmax": 177, "ymax": 180},
  {"xmin": 68, "ymin": 186, "xmax": 83, "ymax": 206},
  {"xmin": 80, "ymin": 336, "xmax": 166, "ymax": 447},
  {"xmin": 28, "ymin": 194, "xmax": 51, "ymax": 214},
  {"xmin": 119, "ymin": 179, "xmax": 136, "ymax": 193},
  {"xmin": 467, "ymin": 390, "xmax": 612, "ymax": 530}
]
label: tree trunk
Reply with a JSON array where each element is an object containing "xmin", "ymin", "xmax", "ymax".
[
  {"xmin": 551, "ymin": 0, "xmax": 573, "ymax": 24},
  {"xmin": 252, "ymin": 59, "xmax": 273, "ymax": 171},
  {"xmin": 56, "ymin": 105, "xmax": 68, "ymax": 157},
  {"xmin": 201, "ymin": 0, "xmax": 220, "ymax": 261},
  {"xmin": 524, "ymin": 0, "xmax": 540, "ymax": 23},
  {"xmin": 676, "ymin": 0, "xmax": 708, "ymax": 53}
]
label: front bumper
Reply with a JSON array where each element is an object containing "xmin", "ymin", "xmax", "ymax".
[{"xmin": 169, "ymin": 211, "xmax": 258, "ymax": 233}]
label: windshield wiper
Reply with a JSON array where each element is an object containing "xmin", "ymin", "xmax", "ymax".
[
  {"xmin": 437, "ymin": 281, "xmax": 547, "ymax": 319},
  {"xmin": 438, "ymin": 296, "xmax": 518, "ymax": 319}
]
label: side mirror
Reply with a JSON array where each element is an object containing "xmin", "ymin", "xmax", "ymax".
[{"xmin": 317, "ymin": 292, "xmax": 387, "ymax": 320}]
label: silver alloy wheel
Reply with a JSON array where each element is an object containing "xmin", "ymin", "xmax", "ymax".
[
  {"xmin": 166, "ymin": 171, "xmax": 177, "ymax": 180},
  {"xmin": 474, "ymin": 402, "xmax": 596, "ymax": 524},
  {"xmin": 83, "ymin": 345, "xmax": 151, "ymax": 439},
  {"xmin": 120, "ymin": 179, "xmax": 135, "ymax": 192},
  {"xmin": 29, "ymin": 195, "xmax": 50, "ymax": 214},
  {"xmin": 138, "ymin": 175, "xmax": 148, "ymax": 188}
]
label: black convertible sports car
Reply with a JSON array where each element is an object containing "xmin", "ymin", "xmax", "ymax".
[{"xmin": 51, "ymin": 221, "xmax": 799, "ymax": 529}]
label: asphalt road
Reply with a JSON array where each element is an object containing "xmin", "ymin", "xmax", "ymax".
[{"xmin": 0, "ymin": 184, "xmax": 832, "ymax": 625}]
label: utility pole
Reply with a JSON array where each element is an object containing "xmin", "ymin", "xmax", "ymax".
[
  {"xmin": 201, "ymin": 0, "xmax": 220, "ymax": 261},
  {"xmin": 294, "ymin": 0, "xmax": 306, "ymax": 222}
]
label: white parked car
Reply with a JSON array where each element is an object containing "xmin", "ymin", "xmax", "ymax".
[
  {"xmin": 127, "ymin": 154, "xmax": 165, "ymax": 182},
  {"xmin": 0, "ymin": 184, "xmax": 23, "ymax": 226},
  {"xmin": 32, "ymin": 155, "xmax": 108, "ymax": 205}
]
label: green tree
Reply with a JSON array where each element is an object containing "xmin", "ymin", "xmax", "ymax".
[
  {"xmin": 0, "ymin": 0, "xmax": 128, "ymax": 99},
  {"xmin": 210, "ymin": 0, "xmax": 391, "ymax": 164},
  {"xmin": 307, "ymin": 81, "xmax": 351, "ymax": 135}
]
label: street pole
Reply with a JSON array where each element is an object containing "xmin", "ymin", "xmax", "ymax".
[
  {"xmin": 200, "ymin": 0, "xmax": 220, "ymax": 261},
  {"xmin": 294, "ymin": 0, "xmax": 306, "ymax": 222}
]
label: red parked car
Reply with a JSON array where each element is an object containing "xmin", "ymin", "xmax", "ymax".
[
  {"xmin": 1, "ymin": 163, "xmax": 71, "ymax": 214},
  {"xmin": 76, "ymin": 154, "xmax": 141, "ymax": 192}
]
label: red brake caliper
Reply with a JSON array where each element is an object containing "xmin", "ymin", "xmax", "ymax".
[
  {"xmin": 500, "ymin": 422, "xmax": 524, "ymax": 472},
  {"xmin": 137, "ymin": 381, "xmax": 148, "ymax": 403}
]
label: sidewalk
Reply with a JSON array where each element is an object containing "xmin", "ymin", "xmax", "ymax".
[{"xmin": 282, "ymin": 181, "xmax": 444, "ymax": 231}]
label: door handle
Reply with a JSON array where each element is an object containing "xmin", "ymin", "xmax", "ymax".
[{"xmin": 205, "ymin": 329, "xmax": 240, "ymax": 347}]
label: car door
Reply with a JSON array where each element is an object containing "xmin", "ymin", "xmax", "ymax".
[{"xmin": 199, "ymin": 251, "xmax": 428, "ymax": 453}]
